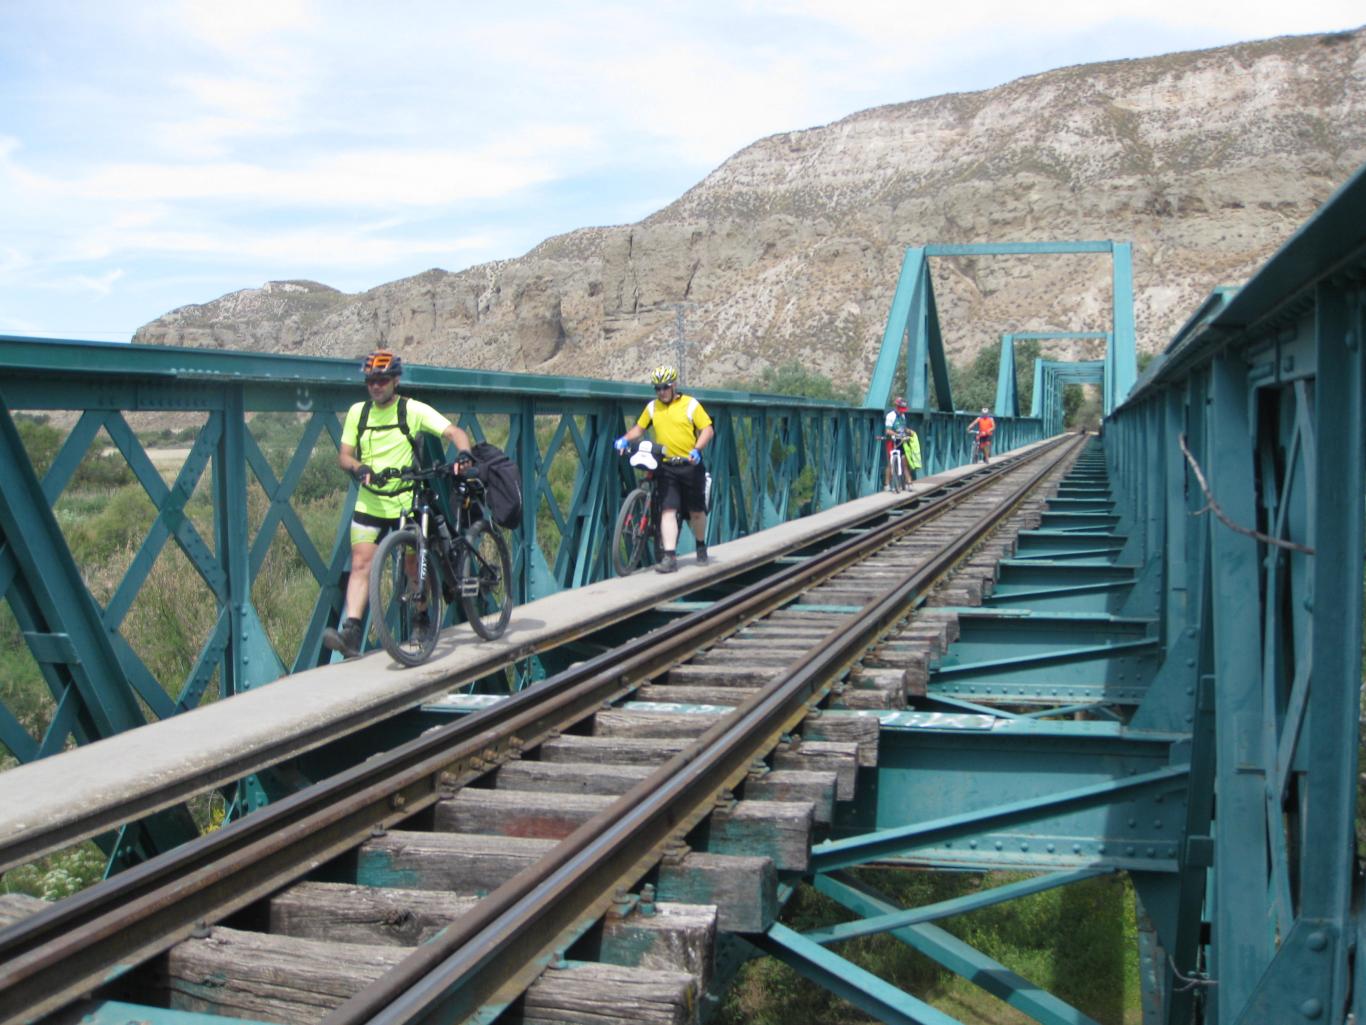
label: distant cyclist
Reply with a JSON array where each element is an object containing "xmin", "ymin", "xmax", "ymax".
[
  {"xmin": 968, "ymin": 406, "xmax": 996, "ymax": 463},
  {"xmin": 323, "ymin": 349, "xmax": 473, "ymax": 659},
  {"xmin": 614, "ymin": 365, "xmax": 714, "ymax": 573},
  {"xmin": 883, "ymin": 396, "xmax": 922, "ymax": 489}
]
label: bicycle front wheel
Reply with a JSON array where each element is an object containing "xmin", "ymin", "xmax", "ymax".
[
  {"xmin": 459, "ymin": 520, "xmax": 513, "ymax": 640},
  {"xmin": 612, "ymin": 487, "xmax": 653, "ymax": 576},
  {"xmin": 369, "ymin": 527, "xmax": 442, "ymax": 667},
  {"xmin": 890, "ymin": 452, "xmax": 905, "ymax": 493}
]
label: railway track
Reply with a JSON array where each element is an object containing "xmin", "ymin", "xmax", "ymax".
[{"xmin": 0, "ymin": 433, "xmax": 1086, "ymax": 1025}]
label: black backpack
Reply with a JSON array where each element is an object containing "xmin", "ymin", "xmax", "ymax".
[
  {"xmin": 470, "ymin": 442, "xmax": 523, "ymax": 530},
  {"xmin": 352, "ymin": 396, "xmax": 420, "ymax": 496}
]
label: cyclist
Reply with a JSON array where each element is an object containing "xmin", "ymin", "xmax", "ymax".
[
  {"xmin": 968, "ymin": 406, "xmax": 996, "ymax": 463},
  {"xmin": 323, "ymin": 349, "xmax": 473, "ymax": 659},
  {"xmin": 883, "ymin": 396, "xmax": 922, "ymax": 489},
  {"xmin": 614, "ymin": 365, "xmax": 714, "ymax": 573}
]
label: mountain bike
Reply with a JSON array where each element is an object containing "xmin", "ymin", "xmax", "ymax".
[
  {"xmin": 612, "ymin": 441, "xmax": 663, "ymax": 575},
  {"xmin": 888, "ymin": 431, "xmax": 911, "ymax": 493},
  {"xmin": 367, "ymin": 462, "xmax": 513, "ymax": 666},
  {"xmin": 970, "ymin": 428, "xmax": 992, "ymax": 464}
]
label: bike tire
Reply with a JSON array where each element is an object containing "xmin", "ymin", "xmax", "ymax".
[
  {"xmin": 369, "ymin": 527, "xmax": 442, "ymax": 667},
  {"xmin": 458, "ymin": 520, "xmax": 513, "ymax": 640},
  {"xmin": 891, "ymin": 451, "xmax": 905, "ymax": 493},
  {"xmin": 612, "ymin": 487, "xmax": 653, "ymax": 576}
]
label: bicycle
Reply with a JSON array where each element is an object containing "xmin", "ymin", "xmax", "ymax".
[
  {"xmin": 366, "ymin": 461, "xmax": 513, "ymax": 666},
  {"xmin": 612, "ymin": 441, "xmax": 663, "ymax": 575},
  {"xmin": 888, "ymin": 430, "xmax": 912, "ymax": 493},
  {"xmin": 970, "ymin": 428, "xmax": 992, "ymax": 464}
]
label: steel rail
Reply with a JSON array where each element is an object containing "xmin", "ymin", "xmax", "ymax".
[
  {"xmin": 329, "ymin": 433, "xmax": 1088, "ymax": 1025},
  {"xmin": 0, "ymin": 436, "xmax": 1077, "ymax": 1025}
]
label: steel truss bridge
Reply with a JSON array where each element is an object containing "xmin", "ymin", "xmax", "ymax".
[{"xmin": 0, "ymin": 161, "xmax": 1363, "ymax": 1024}]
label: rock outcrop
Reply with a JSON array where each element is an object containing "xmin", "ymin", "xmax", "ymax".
[{"xmin": 135, "ymin": 27, "xmax": 1366, "ymax": 385}]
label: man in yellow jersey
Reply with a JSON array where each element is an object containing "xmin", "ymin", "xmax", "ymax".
[
  {"xmin": 614, "ymin": 364, "xmax": 714, "ymax": 573},
  {"xmin": 323, "ymin": 349, "xmax": 473, "ymax": 658}
]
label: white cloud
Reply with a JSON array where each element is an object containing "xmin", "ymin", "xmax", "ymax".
[
  {"xmin": 8, "ymin": 139, "xmax": 589, "ymax": 211},
  {"xmin": 171, "ymin": 0, "xmax": 317, "ymax": 56},
  {"xmin": 70, "ymin": 269, "xmax": 125, "ymax": 295}
]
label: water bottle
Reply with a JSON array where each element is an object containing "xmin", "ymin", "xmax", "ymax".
[{"xmin": 433, "ymin": 514, "xmax": 459, "ymax": 602}]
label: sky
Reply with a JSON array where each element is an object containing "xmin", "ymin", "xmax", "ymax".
[{"xmin": 1, "ymin": 2, "xmax": 1361, "ymax": 343}]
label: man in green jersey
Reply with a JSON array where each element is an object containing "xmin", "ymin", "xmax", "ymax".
[{"xmin": 323, "ymin": 349, "xmax": 473, "ymax": 658}]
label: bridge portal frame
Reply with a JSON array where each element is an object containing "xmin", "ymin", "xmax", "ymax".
[{"xmin": 864, "ymin": 241, "xmax": 1136, "ymax": 419}]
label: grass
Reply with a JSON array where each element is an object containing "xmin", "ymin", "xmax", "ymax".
[{"xmin": 719, "ymin": 870, "xmax": 1142, "ymax": 1025}]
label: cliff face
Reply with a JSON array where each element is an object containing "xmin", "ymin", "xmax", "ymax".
[{"xmin": 135, "ymin": 28, "xmax": 1366, "ymax": 386}]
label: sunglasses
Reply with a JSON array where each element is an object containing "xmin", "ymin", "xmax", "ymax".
[
  {"xmin": 365, "ymin": 376, "xmax": 395, "ymax": 386},
  {"xmin": 653, "ymin": 384, "xmax": 674, "ymax": 392}
]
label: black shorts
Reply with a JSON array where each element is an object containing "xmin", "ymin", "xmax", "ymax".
[
  {"xmin": 349, "ymin": 510, "xmax": 401, "ymax": 546},
  {"xmin": 657, "ymin": 461, "xmax": 709, "ymax": 517}
]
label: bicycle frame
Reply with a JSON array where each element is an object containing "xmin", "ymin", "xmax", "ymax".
[{"xmin": 382, "ymin": 466, "xmax": 488, "ymax": 601}]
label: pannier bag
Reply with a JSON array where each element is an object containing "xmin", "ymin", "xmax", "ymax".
[{"xmin": 469, "ymin": 442, "xmax": 523, "ymax": 529}]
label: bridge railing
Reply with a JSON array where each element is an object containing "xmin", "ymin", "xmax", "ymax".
[
  {"xmin": 0, "ymin": 341, "xmax": 896, "ymax": 772},
  {"xmin": 1103, "ymin": 164, "xmax": 1366, "ymax": 1022}
]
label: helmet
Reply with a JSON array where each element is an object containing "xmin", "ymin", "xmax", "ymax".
[
  {"xmin": 650, "ymin": 365, "xmax": 679, "ymax": 387},
  {"xmin": 981, "ymin": 406, "xmax": 990, "ymax": 414},
  {"xmin": 361, "ymin": 349, "xmax": 402, "ymax": 379},
  {"xmin": 893, "ymin": 396, "xmax": 908, "ymax": 410}
]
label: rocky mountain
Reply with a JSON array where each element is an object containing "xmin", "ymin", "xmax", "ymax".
[{"xmin": 134, "ymin": 27, "xmax": 1366, "ymax": 389}]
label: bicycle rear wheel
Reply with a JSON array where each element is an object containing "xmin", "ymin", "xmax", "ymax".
[
  {"xmin": 458, "ymin": 520, "xmax": 513, "ymax": 640},
  {"xmin": 369, "ymin": 527, "xmax": 442, "ymax": 667},
  {"xmin": 612, "ymin": 487, "xmax": 654, "ymax": 576}
]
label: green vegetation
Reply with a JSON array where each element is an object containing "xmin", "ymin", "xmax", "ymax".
[
  {"xmin": 720, "ymin": 362, "xmax": 860, "ymax": 516},
  {"xmin": 720, "ymin": 870, "xmax": 1141, "ymax": 1025},
  {"xmin": 0, "ymin": 839, "xmax": 106, "ymax": 900},
  {"xmin": 0, "ymin": 412, "xmax": 351, "ymax": 898},
  {"xmin": 734, "ymin": 361, "xmax": 864, "ymax": 405}
]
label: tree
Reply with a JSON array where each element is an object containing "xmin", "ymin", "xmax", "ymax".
[{"xmin": 729, "ymin": 361, "xmax": 862, "ymax": 404}]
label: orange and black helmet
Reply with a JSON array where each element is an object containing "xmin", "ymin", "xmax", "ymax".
[{"xmin": 361, "ymin": 349, "xmax": 402, "ymax": 380}]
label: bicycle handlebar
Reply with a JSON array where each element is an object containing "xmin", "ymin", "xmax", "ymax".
[{"xmin": 369, "ymin": 461, "xmax": 478, "ymax": 486}]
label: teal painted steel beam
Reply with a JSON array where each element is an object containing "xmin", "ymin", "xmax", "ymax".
[
  {"xmin": 1109, "ymin": 242, "xmax": 1137, "ymax": 409},
  {"xmin": 814, "ymin": 872, "xmax": 1104, "ymax": 1025},
  {"xmin": 753, "ymin": 922, "xmax": 967, "ymax": 1025},
  {"xmin": 814, "ymin": 764, "xmax": 1188, "ymax": 872},
  {"xmin": 1294, "ymin": 278, "xmax": 1361, "ymax": 1016},
  {"xmin": 1204, "ymin": 352, "xmax": 1272, "ymax": 1014},
  {"xmin": 924, "ymin": 242, "xmax": 1116, "ymax": 256},
  {"xmin": 0, "ymin": 398, "xmax": 150, "ymax": 740},
  {"xmin": 865, "ymin": 247, "xmax": 926, "ymax": 410},
  {"xmin": 805, "ymin": 866, "xmax": 1113, "ymax": 945},
  {"xmin": 994, "ymin": 334, "xmax": 1018, "ymax": 416}
]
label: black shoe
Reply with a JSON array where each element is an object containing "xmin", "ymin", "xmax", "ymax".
[
  {"xmin": 695, "ymin": 545, "xmax": 709, "ymax": 566},
  {"xmin": 655, "ymin": 553, "xmax": 678, "ymax": 574},
  {"xmin": 323, "ymin": 617, "xmax": 363, "ymax": 659}
]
